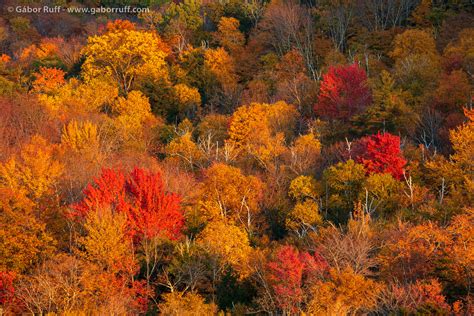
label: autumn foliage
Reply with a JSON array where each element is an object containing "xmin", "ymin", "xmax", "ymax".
[
  {"xmin": 354, "ymin": 132, "xmax": 407, "ymax": 179},
  {"xmin": 267, "ymin": 245, "xmax": 327, "ymax": 313},
  {"xmin": 72, "ymin": 168, "xmax": 184, "ymax": 241},
  {"xmin": 314, "ymin": 63, "xmax": 372, "ymax": 121},
  {"xmin": 0, "ymin": 271, "xmax": 15, "ymax": 305},
  {"xmin": 0, "ymin": 1, "xmax": 473, "ymax": 315}
]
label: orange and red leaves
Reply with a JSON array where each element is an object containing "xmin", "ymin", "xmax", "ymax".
[
  {"xmin": 0, "ymin": 271, "xmax": 15, "ymax": 305},
  {"xmin": 32, "ymin": 67, "xmax": 66, "ymax": 94},
  {"xmin": 71, "ymin": 167, "xmax": 184, "ymax": 242}
]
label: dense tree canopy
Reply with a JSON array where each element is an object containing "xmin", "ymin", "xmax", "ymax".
[{"xmin": 0, "ymin": 0, "xmax": 473, "ymax": 314}]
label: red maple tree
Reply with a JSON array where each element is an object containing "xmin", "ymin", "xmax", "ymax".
[
  {"xmin": 314, "ymin": 63, "xmax": 372, "ymax": 121},
  {"xmin": 267, "ymin": 245, "xmax": 328, "ymax": 313},
  {"xmin": 71, "ymin": 167, "xmax": 184, "ymax": 242},
  {"xmin": 354, "ymin": 132, "xmax": 407, "ymax": 179}
]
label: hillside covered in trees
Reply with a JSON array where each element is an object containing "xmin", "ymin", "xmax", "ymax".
[{"xmin": 0, "ymin": 0, "xmax": 473, "ymax": 314}]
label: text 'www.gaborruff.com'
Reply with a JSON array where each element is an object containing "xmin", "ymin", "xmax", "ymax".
[{"xmin": 7, "ymin": 6, "xmax": 150, "ymax": 15}]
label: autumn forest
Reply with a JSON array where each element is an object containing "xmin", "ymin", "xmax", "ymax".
[{"xmin": 0, "ymin": 0, "xmax": 473, "ymax": 314}]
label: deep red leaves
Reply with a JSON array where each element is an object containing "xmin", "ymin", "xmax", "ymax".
[
  {"xmin": 315, "ymin": 63, "xmax": 372, "ymax": 121},
  {"xmin": 71, "ymin": 167, "xmax": 184, "ymax": 242},
  {"xmin": 354, "ymin": 132, "xmax": 407, "ymax": 179}
]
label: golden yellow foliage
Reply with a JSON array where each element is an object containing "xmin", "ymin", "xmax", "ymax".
[
  {"xmin": 289, "ymin": 175, "xmax": 319, "ymax": 201},
  {"xmin": 228, "ymin": 102, "xmax": 268, "ymax": 149},
  {"xmin": 204, "ymin": 47, "xmax": 238, "ymax": 91},
  {"xmin": 266, "ymin": 101, "xmax": 299, "ymax": 140},
  {"xmin": 215, "ymin": 17, "xmax": 245, "ymax": 53},
  {"xmin": 61, "ymin": 120, "xmax": 99, "ymax": 153},
  {"xmin": 323, "ymin": 160, "xmax": 366, "ymax": 212},
  {"xmin": 446, "ymin": 209, "xmax": 474, "ymax": 287},
  {"xmin": 199, "ymin": 163, "xmax": 263, "ymax": 233},
  {"xmin": 427, "ymin": 108, "xmax": 474, "ymax": 199},
  {"xmin": 286, "ymin": 200, "xmax": 322, "ymax": 234},
  {"xmin": 109, "ymin": 90, "xmax": 155, "ymax": 150},
  {"xmin": 287, "ymin": 175, "xmax": 322, "ymax": 235},
  {"xmin": 308, "ymin": 268, "xmax": 382, "ymax": 315},
  {"xmin": 0, "ymin": 188, "xmax": 55, "ymax": 273},
  {"xmin": 112, "ymin": 90, "xmax": 152, "ymax": 119},
  {"xmin": 289, "ymin": 133, "xmax": 321, "ymax": 174},
  {"xmin": 158, "ymin": 291, "xmax": 217, "ymax": 316},
  {"xmin": 197, "ymin": 220, "xmax": 253, "ymax": 278},
  {"xmin": 228, "ymin": 101, "xmax": 297, "ymax": 168},
  {"xmin": 390, "ymin": 29, "xmax": 438, "ymax": 61},
  {"xmin": 81, "ymin": 29, "xmax": 169, "ymax": 93},
  {"xmin": 0, "ymin": 135, "xmax": 63, "ymax": 201},
  {"xmin": 79, "ymin": 207, "xmax": 131, "ymax": 273},
  {"xmin": 450, "ymin": 111, "xmax": 474, "ymax": 174},
  {"xmin": 364, "ymin": 172, "xmax": 402, "ymax": 214},
  {"xmin": 166, "ymin": 132, "xmax": 204, "ymax": 170},
  {"xmin": 38, "ymin": 78, "xmax": 119, "ymax": 113},
  {"xmin": 173, "ymin": 83, "xmax": 201, "ymax": 113}
]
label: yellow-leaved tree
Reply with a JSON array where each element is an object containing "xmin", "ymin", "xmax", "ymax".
[
  {"xmin": 427, "ymin": 108, "xmax": 474, "ymax": 206},
  {"xmin": 204, "ymin": 47, "xmax": 238, "ymax": 95},
  {"xmin": 289, "ymin": 133, "xmax": 321, "ymax": 175},
  {"xmin": 287, "ymin": 175, "xmax": 322, "ymax": 237},
  {"xmin": 308, "ymin": 268, "xmax": 382, "ymax": 315},
  {"xmin": 78, "ymin": 207, "xmax": 132, "ymax": 274},
  {"xmin": 61, "ymin": 120, "xmax": 99, "ymax": 153},
  {"xmin": 81, "ymin": 28, "xmax": 170, "ymax": 93},
  {"xmin": 197, "ymin": 220, "xmax": 253, "ymax": 279},
  {"xmin": 0, "ymin": 188, "xmax": 55, "ymax": 273},
  {"xmin": 166, "ymin": 132, "xmax": 205, "ymax": 171},
  {"xmin": 228, "ymin": 101, "xmax": 298, "ymax": 170},
  {"xmin": 109, "ymin": 90, "xmax": 157, "ymax": 150},
  {"xmin": 0, "ymin": 135, "xmax": 63, "ymax": 202},
  {"xmin": 214, "ymin": 17, "xmax": 245, "ymax": 54},
  {"xmin": 158, "ymin": 291, "xmax": 217, "ymax": 316},
  {"xmin": 37, "ymin": 78, "xmax": 119, "ymax": 114},
  {"xmin": 199, "ymin": 163, "xmax": 264, "ymax": 235}
]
